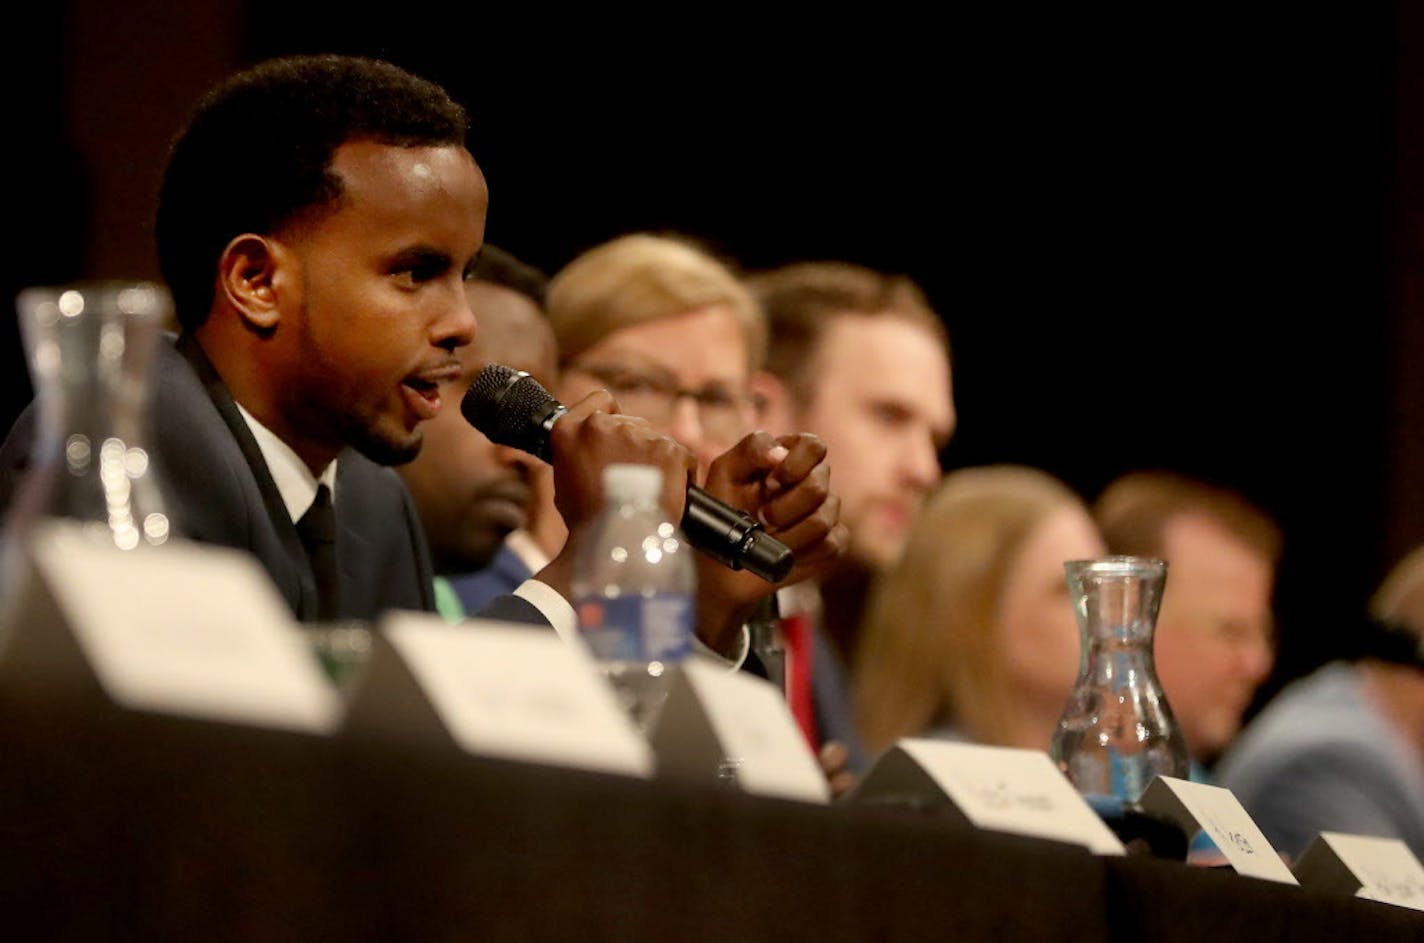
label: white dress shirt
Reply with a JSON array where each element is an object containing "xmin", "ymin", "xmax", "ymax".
[{"xmin": 234, "ymin": 403, "xmax": 336, "ymax": 522}]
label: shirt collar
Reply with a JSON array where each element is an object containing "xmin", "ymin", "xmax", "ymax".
[
  {"xmin": 504, "ymin": 528, "xmax": 552, "ymax": 575},
  {"xmin": 234, "ymin": 403, "xmax": 338, "ymax": 523},
  {"xmin": 777, "ymin": 581, "xmax": 823, "ymax": 621}
]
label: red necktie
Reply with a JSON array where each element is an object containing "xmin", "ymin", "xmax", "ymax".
[{"xmin": 780, "ymin": 612, "xmax": 819, "ymax": 750}]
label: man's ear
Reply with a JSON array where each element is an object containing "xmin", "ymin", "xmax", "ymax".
[{"xmin": 216, "ymin": 234, "xmax": 288, "ymax": 335}]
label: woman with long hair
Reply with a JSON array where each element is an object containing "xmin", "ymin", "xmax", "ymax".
[{"xmin": 855, "ymin": 465, "xmax": 1105, "ymax": 757}]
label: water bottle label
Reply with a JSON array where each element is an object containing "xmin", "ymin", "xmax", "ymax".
[{"xmin": 576, "ymin": 593, "xmax": 694, "ymax": 663}]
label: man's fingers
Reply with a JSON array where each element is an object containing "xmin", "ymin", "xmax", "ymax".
[
  {"xmin": 707, "ymin": 430, "xmax": 786, "ymax": 487},
  {"xmin": 767, "ymin": 433, "xmax": 827, "ymax": 488},
  {"xmin": 758, "ymin": 461, "xmax": 833, "ymax": 531},
  {"xmin": 781, "ymin": 521, "xmax": 849, "ymax": 574}
]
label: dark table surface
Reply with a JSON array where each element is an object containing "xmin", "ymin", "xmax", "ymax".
[{"xmin": 0, "ymin": 688, "xmax": 1417, "ymax": 943}]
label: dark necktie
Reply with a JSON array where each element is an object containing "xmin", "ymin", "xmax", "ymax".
[{"xmin": 297, "ymin": 483, "xmax": 339, "ymax": 622}]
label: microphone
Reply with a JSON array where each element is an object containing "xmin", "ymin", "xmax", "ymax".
[{"xmin": 462, "ymin": 364, "xmax": 794, "ymax": 584}]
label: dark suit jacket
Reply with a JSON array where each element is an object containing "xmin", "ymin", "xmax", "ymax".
[
  {"xmin": 2, "ymin": 334, "xmax": 435, "ymax": 623},
  {"xmin": 448, "ymin": 542, "xmax": 534, "ymax": 616},
  {"xmin": 810, "ymin": 623, "xmax": 869, "ymax": 772}
]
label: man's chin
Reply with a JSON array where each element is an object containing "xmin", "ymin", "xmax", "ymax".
[
  {"xmin": 348, "ymin": 424, "xmax": 423, "ymax": 467},
  {"xmin": 849, "ymin": 530, "xmax": 909, "ymax": 574},
  {"xmin": 1186, "ymin": 719, "xmax": 1240, "ymax": 765}
]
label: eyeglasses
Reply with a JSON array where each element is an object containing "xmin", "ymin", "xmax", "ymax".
[{"xmin": 567, "ymin": 362, "xmax": 751, "ymax": 444}]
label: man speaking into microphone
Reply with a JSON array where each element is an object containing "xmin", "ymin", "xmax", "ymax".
[{"xmin": 1, "ymin": 54, "xmax": 844, "ymax": 655}]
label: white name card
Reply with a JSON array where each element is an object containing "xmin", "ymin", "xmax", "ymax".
[
  {"xmin": 650, "ymin": 661, "xmax": 829, "ymax": 804},
  {"xmin": 1138, "ymin": 776, "xmax": 1297, "ymax": 884},
  {"xmin": 1294, "ymin": 832, "xmax": 1424, "ymax": 911},
  {"xmin": 343, "ymin": 612, "xmax": 652, "ymax": 779},
  {"xmin": 850, "ymin": 739, "xmax": 1126, "ymax": 856},
  {"xmin": 0, "ymin": 520, "xmax": 341, "ymax": 734}
]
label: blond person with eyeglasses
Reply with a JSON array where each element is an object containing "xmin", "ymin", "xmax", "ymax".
[
  {"xmin": 544, "ymin": 233, "xmax": 848, "ymax": 669},
  {"xmin": 550, "ymin": 234, "xmax": 764, "ymax": 478}
]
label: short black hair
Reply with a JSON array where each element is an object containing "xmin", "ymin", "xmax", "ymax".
[
  {"xmin": 156, "ymin": 54, "xmax": 470, "ymax": 330},
  {"xmin": 473, "ymin": 244, "xmax": 549, "ymax": 308}
]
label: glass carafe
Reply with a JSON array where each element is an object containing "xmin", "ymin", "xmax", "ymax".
[
  {"xmin": 1050, "ymin": 556, "xmax": 1189, "ymax": 802},
  {"xmin": 4, "ymin": 282, "xmax": 171, "ymax": 558}
]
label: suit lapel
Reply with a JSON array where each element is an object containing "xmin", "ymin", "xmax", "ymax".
[
  {"xmin": 174, "ymin": 333, "xmax": 319, "ymax": 620},
  {"xmin": 334, "ymin": 459, "xmax": 374, "ymax": 619}
]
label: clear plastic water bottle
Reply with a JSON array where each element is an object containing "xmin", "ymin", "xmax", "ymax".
[{"xmin": 572, "ymin": 464, "xmax": 696, "ymax": 733}]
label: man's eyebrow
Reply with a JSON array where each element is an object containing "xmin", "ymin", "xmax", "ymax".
[
  {"xmin": 388, "ymin": 246, "xmax": 453, "ymax": 271},
  {"xmin": 873, "ymin": 396, "xmax": 955, "ymax": 449},
  {"xmin": 584, "ymin": 360, "xmax": 678, "ymax": 384}
]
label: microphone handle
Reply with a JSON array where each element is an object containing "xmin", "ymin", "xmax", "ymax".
[{"xmin": 682, "ymin": 487, "xmax": 794, "ymax": 583}]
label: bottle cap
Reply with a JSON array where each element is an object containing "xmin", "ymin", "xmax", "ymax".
[{"xmin": 602, "ymin": 463, "xmax": 663, "ymax": 505}]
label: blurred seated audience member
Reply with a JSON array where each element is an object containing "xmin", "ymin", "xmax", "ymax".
[
  {"xmin": 1216, "ymin": 547, "xmax": 1424, "ymax": 860},
  {"xmin": 855, "ymin": 465, "xmax": 1105, "ymax": 757},
  {"xmin": 747, "ymin": 262, "xmax": 955, "ymax": 667},
  {"xmin": 546, "ymin": 232, "xmax": 849, "ymax": 678},
  {"xmin": 396, "ymin": 246, "xmax": 561, "ymax": 619},
  {"xmin": 746, "ymin": 261, "xmax": 955, "ymax": 772},
  {"xmin": 1093, "ymin": 471, "xmax": 1281, "ymax": 768},
  {"xmin": 549, "ymin": 233, "xmax": 762, "ymax": 480}
]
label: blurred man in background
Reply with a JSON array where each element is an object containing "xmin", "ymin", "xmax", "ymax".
[
  {"xmin": 747, "ymin": 262, "xmax": 955, "ymax": 770},
  {"xmin": 1094, "ymin": 471, "xmax": 1281, "ymax": 767}
]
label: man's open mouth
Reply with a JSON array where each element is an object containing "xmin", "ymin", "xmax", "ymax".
[
  {"xmin": 404, "ymin": 376, "xmax": 440, "ymax": 399},
  {"xmin": 401, "ymin": 376, "xmax": 444, "ymax": 419}
]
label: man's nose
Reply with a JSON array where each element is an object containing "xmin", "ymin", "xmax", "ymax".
[
  {"xmin": 434, "ymin": 288, "xmax": 478, "ymax": 351},
  {"xmin": 663, "ymin": 397, "xmax": 707, "ymax": 456},
  {"xmin": 902, "ymin": 429, "xmax": 941, "ymax": 490},
  {"xmin": 1240, "ymin": 632, "xmax": 1274, "ymax": 683}
]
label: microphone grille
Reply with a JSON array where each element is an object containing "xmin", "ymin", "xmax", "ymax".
[{"xmin": 462, "ymin": 363, "xmax": 559, "ymax": 458}]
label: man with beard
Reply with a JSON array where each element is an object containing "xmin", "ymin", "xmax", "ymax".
[
  {"xmin": 5, "ymin": 54, "xmax": 486, "ymax": 621},
  {"xmin": 397, "ymin": 245, "xmax": 561, "ymax": 618},
  {"xmin": 747, "ymin": 262, "xmax": 956, "ymax": 766}
]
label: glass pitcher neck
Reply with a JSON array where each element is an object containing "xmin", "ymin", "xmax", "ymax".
[{"xmin": 1066, "ymin": 556, "xmax": 1167, "ymax": 645}]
